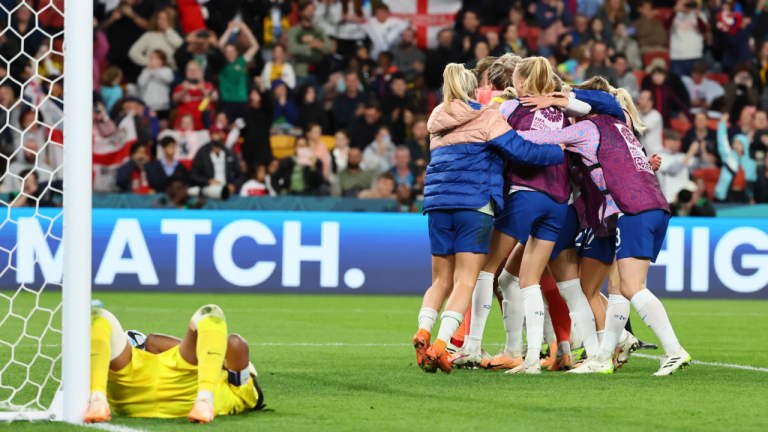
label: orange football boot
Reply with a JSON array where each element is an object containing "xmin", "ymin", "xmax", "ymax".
[
  {"xmin": 482, "ymin": 351, "xmax": 523, "ymax": 371},
  {"xmin": 548, "ymin": 352, "xmax": 574, "ymax": 371},
  {"xmin": 413, "ymin": 329, "xmax": 431, "ymax": 371},
  {"xmin": 425, "ymin": 339, "xmax": 453, "ymax": 373},
  {"xmin": 540, "ymin": 343, "xmax": 556, "ymax": 369},
  {"xmin": 84, "ymin": 398, "xmax": 111, "ymax": 423},
  {"xmin": 188, "ymin": 399, "xmax": 215, "ymax": 423}
]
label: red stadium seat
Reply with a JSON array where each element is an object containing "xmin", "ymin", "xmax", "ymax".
[
  {"xmin": 643, "ymin": 52, "xmax": 670, "ymax": 69},
  {"xmin": 670, "ymin": 118, "xmax": 691, "ymax": 135},
  {"xmin": 480, "ymin": 26, "xmax": 498, "ymax": 36},
  {"xmin": 526, "ymin": 27, "xmax": 539, "ymax": 55},
  {"xmin": 633, "ymin": 70, "xmax": 646, "ymax": 85},
  {"xmin": 707, "ymin": 118, "xmax": 730, "ymax": 130},
  {"xmin": 706, "ymin": 73, "xmax": 729, "ymax": 85},
  {"xmin": 653, "ymin": 8, "xmax": 673, "ymax": 24},
  {"xmin": 693, "ymin": 167, "xmax": 721, "ymax": 201}
]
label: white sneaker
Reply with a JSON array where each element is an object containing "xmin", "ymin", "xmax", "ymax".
[
  {"xmin": 614, "ymin": 332, "xmax": 639, "ymax": 369},
  {"xmin": 445, "ymin": 341, "xmax": 460, "ymax": 355},
  {"xmin": 505, "ymin": 358, "xmax": 542, "ymax": 375},
  {"xmin": 567, "ymin": 356, "xmax": 613, "ymax": 374},
  {"xmin": 451, "ymin": 346, "xmax": 490, "ymax": 368},
  {"xmin": 653, "ymin": 348, "xmax": 691, "ymax": 376}
]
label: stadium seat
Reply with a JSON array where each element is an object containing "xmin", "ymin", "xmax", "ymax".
[
  {"xmin": 643, "ymin": 51, "xmax": 670, "ymax": 69},
  {"xmin": 633, "ymin": 70, "xmax": 646, "ymax": 85},
  {"xmin": 270, "ymin": 135, "xmax": 296, "ymax": 160},
  {"xmin": 526, "ymin": 27, "xmax": 539, "ymax": 55},
  {"xmin": 707, "ymin": 118, "xmax": 730, "ymax": 130},
  {"xmin": 653, "ymin": 7, "xmax": 673, "ymax": 24},
  {"xmin": 706, "ymin": 73, "xmax": 729, "ymax": 85},
  {"xmin": 693, "ymin": 167, "xmax": 721, "ymax": 200},
  {"xmin": 670, "ymin": 118, "xmax": 691, "ymax": 135},
  {"xmin": 320, "ymin": 135, "xmax": 336, "ymax": 151},
  {"xmin": 479, "ymin": 26, "xmax": 498, "ymax": 36}
]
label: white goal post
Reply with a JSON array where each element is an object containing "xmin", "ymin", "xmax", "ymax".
[{"xmin": 0, "ymin": 0, "xmax": 92, "ymax": 424}]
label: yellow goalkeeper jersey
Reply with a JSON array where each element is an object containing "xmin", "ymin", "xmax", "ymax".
[{"xmin": 107, "ymin": 346, "xmax": 260, "ymax": 418}]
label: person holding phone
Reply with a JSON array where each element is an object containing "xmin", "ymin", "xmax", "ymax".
[
  {"xmin": 666, "ymin": 0, "xmax": 709, "ymax": 77},
  {"xmin": 172, "ymin": 60, "xmax": 218, "ymax": 130}
]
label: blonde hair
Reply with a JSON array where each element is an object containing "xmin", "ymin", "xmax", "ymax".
[
  {"xmin": 612, "ymin": 88, "xmax": 648, "ymax": 135},
  {"xmin": 552, "ymin": 73, "xmax": 564, "ymax": 92},
  {"xmin": 516, "ymin": 57, "xmax": 556, "ymax": 96},
  {"xmin": 496, "ymin": 87, "xmax": 518, "ymax": 101},
  {"xmin": 442, "ymin": 63, "xmax": 478, "ymax": 113},
  {"xmin": 472, "ymin": 56, "xmax": 498, "ymax": 84},
  {"xmin": 487, "ymin": 54, "xmax": 520, "ymax": 91},
  {"xmin": 573, "ymin": 76, "xmax": 613, "ymax": 93}
]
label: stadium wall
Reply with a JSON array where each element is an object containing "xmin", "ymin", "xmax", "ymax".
[{"xmin": 5, "ymin": 208, "xmax": 768, "ymax": 299}]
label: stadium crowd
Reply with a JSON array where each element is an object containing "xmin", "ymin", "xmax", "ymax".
[{"xmin": 1, "ymin": 0, "xmax": 768, "ymax": 213}]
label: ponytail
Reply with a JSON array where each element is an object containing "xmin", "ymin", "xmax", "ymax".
[
  {"xmin": 612, "ymin": 88, "xmax": 648, "ymax": 135},
  {"xmin": 487, "ymin": 54, "xmax": 521, "ymax": 91},
  {"xmin": 573, "ymin": 76, "xmax": 613, "ymax": 93},
  {"xmin": 499, "ymin": 87, "xmax": 518, "ymax": 101},
  {"xmin": 516, "ymin": 57, "xmax": 556, "ymax": 96},
  {"xmin": 442, "ymin": 63, "xmax": 478, "ymax": 113},
  {"xmin": 552, "ymin": 73, "xmax": 564, "ymax": 93}
]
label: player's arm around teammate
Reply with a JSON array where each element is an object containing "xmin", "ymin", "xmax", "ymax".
[{"xmin": 413, "ymin": 63, "xmax": 564, "ymax": 374}]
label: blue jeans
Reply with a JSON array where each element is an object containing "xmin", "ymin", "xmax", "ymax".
[{"xmin": 669, "ymin": 59, "xmax": 700, "ymax": 77}]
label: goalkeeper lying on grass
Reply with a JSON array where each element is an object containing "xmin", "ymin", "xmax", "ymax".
[{"xmin": 86, "ymin": 304, "xmax": 265, "ymax": 424}]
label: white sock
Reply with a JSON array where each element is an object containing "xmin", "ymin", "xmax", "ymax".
[
  {"xmin": 631, "ymin": 290, "xmax": 681, "ymax": 355},
  {"xmin": 543, "ymin": 302, "xmax": 556, "ymax": 345},
  {"xmin": 620, "ymin": 329, "xmax": 628, "ymax": 342},
  {"xmin": 196, "ymin": 389, "xmax": 214, "ymax": 406},
  {"xmin": 417, "ymin": 307, "xmax": 438, "ymax": 333},
  {"xmin": 597, "ymin": 295, "xmax": 630, "ymax": 362},
  {"xmin": 465, "ymin": 271, "xmax": 495, "ymax": 352},
  {"xmin": 521, "ymin": 285, "xmax": 544, "ymax": 365},
  {"xmin": 596, "ymin": 330, "xmax": 605, "ymax": 346},
  {"xmin": 436, "ymin": 311, "xmax": 464, "ymax": 344},
  {"xmin": 558, "ymin": 279, "xmax": 599, "ymax": 357},
  {"xmin": 499, "ymin": 270, "xmax": 524, "ymax": 357}
]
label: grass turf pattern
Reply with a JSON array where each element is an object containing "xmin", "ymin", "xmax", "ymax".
[{"xmin": 2, "ymin": 292, "xmax": 767, "ymax": 431}]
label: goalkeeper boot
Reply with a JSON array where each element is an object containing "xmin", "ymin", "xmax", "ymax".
[
  {"xmin": 84, "ymin": 391, "xmax": 111, "ymax": 423},
  {"xmin": 188, "ymin": 391, "xmax": 215, "ymax": 424},
  {"xmin": 413, "ymin": 329, "xmax": 431, "ymax": 371}
]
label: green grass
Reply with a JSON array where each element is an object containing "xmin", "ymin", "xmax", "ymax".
[{"xmin": 2, "ymin": 292, "xmax": 768, "ymax": 431}]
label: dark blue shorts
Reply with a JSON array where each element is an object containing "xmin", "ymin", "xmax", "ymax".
[
  {"xmin": 576, "ymin": 228, "xmax": 616, "ymax": 264},
  {"xmin": 615, "ymin": 210, "xmax": 670, "ymax": 262},
  {"xmin": 428, "ymin": 209, "xmax": 494, "ymax": 255},
  {"xmin": 493, "ymin": 191, "xmax": 567, "ymax": 243},
  {"xmin": 550, "ymin": 204, "xmax": 580, "ymax": 259}
]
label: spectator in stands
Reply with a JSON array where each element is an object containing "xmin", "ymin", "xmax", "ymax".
[
  {"xmin": 396, "ymin": 183, "xmax": 417, "ymax": 212},
  {"xmin": 272, "ymin": 79, "xmax": 298, "ymax": 127},
  {"xmin": 359, "ymin": 172, "xmax": 397, "ymax": 199},
  {"xmin": 172, "ymin": 60, "xmax": 218, "ymax": 130},
  {"xmin": 5, "ymin": 140, "xmax": 54, "ymax": 192},
  {"xmin": 331, "ymin": 129, "xmax": 350, "ymax": 174},
  {"xmin": 425, "ymin": 29, "xmax": 454, "ymax": 91},
  {"xmin": 94, "ymin": 17, "xmax": 110, "ymax": 90},
  {"xmin": 261, "ymin": 44, "xmax": 296, "ymax": 91},
  {"xmin": 0, "ymin": 85, "xmax": 21, "ymax": 154},
  {"xmin": 382, "ymin": 74, "xmax": 411, "ymax": 122},
  {"xmin": 671, "ymin": 179, "xmax": 716, "ymax": 216},
  {"xmin": 128, "ymin": 9, "xmax": 183, "ymax": 71},
  {"xmin": 754, "ymin": 153, "xmax": 768, "ymax": 203},
  {"xmin": 391, "ymin": 28, "xmax": 425, "ymax": 83},
  {"xmin": 389, "ymin": 146, "xmax": 416, "ymax": 187},
  {"xmin": 595, "ymin": 0, "xmax": 630, "ymax": 40},
  {"xmin": 754, "ymin": 40, "xmax": 768, "ymax": 93},
  {"xmin": 296, "ymin": 84, "xmax": 327, "ymax": 132},
  {"xmin": 614, "ymin": 54, "xmax": 639, "ymax": 100},
  {"xmin": 578, "ymin": 0, "xmax": 602, "ymax": 18},
  {"xmin": 730, "ymin": 106, "xmax": 756, "ymax": 142},
  {"xmin": 337, "ymin": 147, "xmax": 373, "ymax": 197},
  {"xmin": 305, "ymin": 123, "xmax": 331, "ymax": 179},
  {"xmin": 467, "ymin": 41, "xmax": 490, "ymax": 70},
  {"xmin": 633, "ymin": 0, "xmax": 669, "ymax": 54},
  {"xmin": 716, "ymin": 0, "xmax": 763, "ymax": 73},
  {"xmin": 451, "ymin": 10, "xmax": 487, "ymax": 63},
  {"xmin": 613, "ymin": 23, "xmax": 641, "ymax": 71},
  {"xmin": 584, "ymin": 42, "xmax": 618, "ymax": 87},
  {"xmin": 644, "ymin": 65, "xmax": 690, "ymax": 128},
  {"xmin": 724, "ymin": 64, "xmax": 761, "ymax": 119},
  {"xmin": 583, "ymin": 17, "xmax": 614, "ymax": 50},
  {"xmin": 271, "ymin": 136, "xmax": 326, "ymax": 195},
  {"xmin": 189, "ymin": 125, "xmax": 242, "ymax": 197},
  {"xmin": 8, "ymin": 5, "xmax": 42, "ymax": 58},
  {"xmin": 716, "ymin": 113, "xmax": 757, "ymax": 202},
  {"xmin": 349, "ymin": 100, "xmax": 384, "ymax": 149},
  {"xmin": 405, "ymin": 115, "xmax": 430, "ymax": 168},
  {"xmin": 570, "ymin": 14, "xmax": 589, "ymax": 45},
  {"xmin": 637, "ymin": 89, "xmax": 664, "ymax": 156},
  {"xmin": 535, "ymin": 0, "xmax": 572, "ymax": 58},
  {"xmin": 554, "ymin": 33, "xmax": 574, "ymax": 65},
  {"xmin": 750, "ymin": 110, "xmax": 768, "ymax": 158},
  {"xmin": 332, "ymin": 70, "xmax": 369, "ymax": 130},
  {"xmin": 313, "ymin": 0, "xmax": 365, "ymax": 58},
  {"xmin": 363, "ymin": 4, "xmax": 409, "ymax": 60},
  {"xmin": 100, "ymin": 67, "xmax": 124, "ymax": 113},
  {"xmin": 486, "ymin": 30, "xmax": 501, "ymax": 57},
  {"xmin": 288, "ymin": 1, "xmax": 332, "ymax": 90},
  {"xmin": 11, "ymin": 169, "xmax": 57, "ymax": 208},
  {"xmin": 240, "ymin": 164, "xmax": 276, "ymax": 197},
  {"xmin": 683, "ymin": 62, "xmax": 725, "ymax": 116},
  {"xmin": 99, "ymin": 0, "xmax": 154, "ymax": 82},
  {"xmin": 682, "ymin": 112, "xmax": 718, "ymax": 162},
  {"xmin": 117, "ymin": 142, "xmax": 154, "ymax": 194},
  {"xmin": 666, "ymin": 0, "xmax": 708, "ymax": 77},
  {"xmin": 361, "ymin": 124, "xmax": 397, "ymax": 174},
  {"xmin": 657, "ymin": 129, "xmax": 699, "ymax": 203},
  {"xmin": 137, "ymin": 50, "xmax": 174, "ymax": 126},
  {"xmin": 148, "ymin": 136, "xmax": 189, "ymax": 191},
  {"xmin": 497, "ymin": 23, "xmax": 528, "ymax": 57},
  {"xmin": 242, "ymin": 88, "xmax": 274, "ymax": 166},
  {"xmin": 174, "ymin": 29, "xmax": 226, "ymax": 83},
  {"xmin": 218, "ymin": 21, "xmax": 261, "ymax": 122}
]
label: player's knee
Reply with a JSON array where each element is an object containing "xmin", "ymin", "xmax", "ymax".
[
  {"xmin": 191, "ymin": 304, "xmax": 227, "ymax": 329},
  {"xmin": 225, "ymin": 334, "xmax": 250, "ymax": 371}
]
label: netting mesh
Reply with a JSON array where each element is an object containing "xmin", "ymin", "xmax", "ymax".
[{"xmin": 0, "ymin": 0, "xmax": 66, "ymax": 413}]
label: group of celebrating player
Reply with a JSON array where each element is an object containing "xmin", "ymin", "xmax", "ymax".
[{"xmin": 413, "ymin": 53, "xmax": 692, "ymax": 377}]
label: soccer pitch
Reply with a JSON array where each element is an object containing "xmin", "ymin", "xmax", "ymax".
[{"xmin": 2, "ymin": 292, "xmax": 768, "ymax": 431}]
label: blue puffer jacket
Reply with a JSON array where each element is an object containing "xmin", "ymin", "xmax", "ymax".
[{"xmin": 423, "ymin": 100, "xmax": 564, "ymax": 214}]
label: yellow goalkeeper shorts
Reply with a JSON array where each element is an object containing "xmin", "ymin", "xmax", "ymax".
[{"xmin": 107, "ymin": 346, "xmax": 260, "ymax": 418}]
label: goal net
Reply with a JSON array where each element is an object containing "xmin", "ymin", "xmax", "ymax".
[{"xmin": 0, "ymin": 0, "xmax": 92, "ymax": 423}]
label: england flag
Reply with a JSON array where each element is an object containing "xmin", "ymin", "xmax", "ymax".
[{"xmin": 384, "ymin": 0, "xmax": 461, "ymax": 49}]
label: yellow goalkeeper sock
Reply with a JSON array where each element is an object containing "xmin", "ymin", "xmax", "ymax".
[
  {"xmin": 196, "ymin": 315, "xmax": 228, "ymax": 396},
  {"xmin": 90, "ymin": 315, "xmax": 112, "ymax": 395}
]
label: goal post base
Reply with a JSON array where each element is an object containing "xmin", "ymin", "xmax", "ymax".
[{"xmin": 0, "ymin": 388, "xmax": 65, "ymax": 422}]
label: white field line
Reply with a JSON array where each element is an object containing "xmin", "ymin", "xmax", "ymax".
[
  {"xmin": 86, "ymin": 423, "xmax": 150, "ymax": 432},
  {"xmin": 633, "ymin": 353, "xmax": 768, "ymax": 373}
]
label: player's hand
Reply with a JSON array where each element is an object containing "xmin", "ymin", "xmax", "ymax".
[
  {"xmin": 520, "ymin": 94, "xmax": 565, "ymax": 112},
  {"xmin": 559, "ymin": 143, "xmax": 566, "ymax": 151},
  {"xmin": 650, "ymin": 153, "xmax": 662, "ymax": 171},
  {"xmin": 209, "ymin": 178, "xmax": 222, "ymax": 185},
  {"xmin": 721, "ymin": 113, "xmax": 729, "ymax": 124}
]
